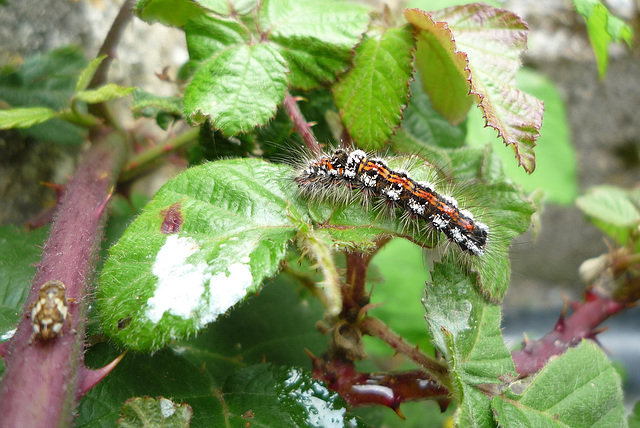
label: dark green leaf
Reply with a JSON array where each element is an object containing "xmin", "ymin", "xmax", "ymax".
[
  {"xmin": 333, "ymin": 25, "xmax": 414, "ymax": 150},
  {"xmin": 0, "ymin": 225, "xmax": 49, "ymax": 344},
  {"xmin": 0, "ymin": 46, "xmax": 87, "ymax": 144},
  {"xmin": 98, "ymin": 159, "xmax": 308, "ymax": 351},
  {"xmin": 134, "ymin": 0, "xmax": 204, "ymax": 28},
  {"xmin": 493, "ymin": 341, "xmax": 625, "ymax": 427},
  {"xmin": 259, "ymin": 0, "xmax": 371, "ymax": 89},
  {"xmin": 0, "ymin": 107, "xmax": 56, "ymax": 129},
  {"xmin": 399, "ymin": 74, "xmax": 467, "ymax": 150},
  {"xmin": 117, "ymin": 397, "xmax": 192, "ymax": 428},
  {"xmin": 573, "ymin": 0, "xmax": 633, "ymax": 78},
  {"xmin": 184, "ymin": 43, "xmax": 288, "ymax": 136},
  {"xmin": 80, "ymin": 275, "xmax": 361, "ymax": 426}
]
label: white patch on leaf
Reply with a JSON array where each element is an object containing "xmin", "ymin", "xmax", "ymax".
[
  {"xmin": 146, "ymin": 235, "xmax": 253, "ymax": 327},
  {"xmin": 200, "ymin": 261, "xmax": 253, "ymax": 325}
]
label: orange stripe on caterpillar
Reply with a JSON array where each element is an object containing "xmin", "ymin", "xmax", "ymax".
[{"xmin": 295, "ymin": 149, "xmax": 489, "ymax": 256}]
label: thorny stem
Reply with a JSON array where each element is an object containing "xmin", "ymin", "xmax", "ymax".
[
  {"xmin": 512, "ymin": 247, "xmax": 640, "ymax": 376},
  {"xmin": 119, "ymin": 127, "xmax": 200, "ymax": 183},
  {"xmin": 0, "ymin": 130, "xmax": 127, "ymax": 427},
  {"xmin": 283, "ymin": 91, "xmax": 322, "ymax": 156},
  {"xmin": 512, "ymin": 291, "xmax": 630, "ymax": 376},
  {"xmin": 361, "ymin": 316, "xmax": 450, "ymax": 389}
]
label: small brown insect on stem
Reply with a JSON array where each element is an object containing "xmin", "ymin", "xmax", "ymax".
[{"xmin": 29, "ymin": 280, "xmax": 74, "ymax": 344}]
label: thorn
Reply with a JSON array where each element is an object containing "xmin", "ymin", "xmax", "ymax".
[
  {"xmin": 554, "ymin": 312, "xmax": 566, "ymax": 333},
  {"xmin": 357, "ymin": 302, "xmax": 384, "ymax": 319},
  {"xmin": 94, "ymin": 186, "xmax": 114, "ymax": 218},
  {"xmin": 392, "ymin": 404, "xmax": 406, "ymax": 420},
  {"xmin": 437, "ymin": 398, "xmax": 451, "ymax": 413},
  {"xmin": 307, "ymin": 121, "xmax": 317, "ymax": 128},
  {"xmin": 588, "ymin": 326, "xmax": 609, "ymax": 338},
  {"xmin": 76, "ymin": 351, "xmax": 126, "ymax": 399},
  {"xmin": 293, "ymin": 96, "xmax": 308, "ymax": 103},
  {"xmin": 566, "ymin": 297, "xmax": 581, "ymax": 311},
  {"xmin": 522, "ymin": 332, "xmax": 531, "ymax": 346}
]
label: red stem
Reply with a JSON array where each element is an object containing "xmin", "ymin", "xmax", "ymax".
[
  {"xmin": 283, "ymin": 91, "xmax": 322, "ymax": 156},
  {"xmin": 0, "ymin": 131, "xmax": 126, "ymax": 427},
  {"xmin": 511, "ymin": 290, "xmax": 626, "ymax": 376}
]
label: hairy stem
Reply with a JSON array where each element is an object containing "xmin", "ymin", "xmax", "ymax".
[
  {"xmin": 283, "ymin": 91, "xmax": 322, "ymax": 156},
  {"xmin": 0, "ymin": 130, "xmax": 127, "ymax": 427},
  {"xmin": 361, "ymin": 316, "xmax": 450, "ymax": 388}
]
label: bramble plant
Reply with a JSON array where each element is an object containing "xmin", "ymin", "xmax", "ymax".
[{"xmin": 0, "ymin": 0, "xmax": 637, "ymax": 426}]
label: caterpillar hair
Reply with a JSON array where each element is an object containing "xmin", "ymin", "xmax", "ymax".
[{"xmin": 294, "ymin": 148, "xmax": 489, "ymax": 257}]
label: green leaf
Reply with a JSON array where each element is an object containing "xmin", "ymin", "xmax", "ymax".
[
  {"xmin": 118, "ymin": 397, "xmax": 192, "ymax": 428},
  {"xmin": 79, "ymin": 291, "xmax": 364, "ymax": 427},
  {"xmin": 75, "ymin": 55, "xmax": 107, "ymax": 92},
  {"xmin": 134, "ymin": 0, "xmax": 204, "ymax": 28},
  {"xmin": 423, "ymin": 262, "xmax": 516, "ymax": 388},
  {"xmin": 405, "ymin": 5, "xmax": 544, "ymax": 173},
  {"xmin": 174, "ymin": 274, "xmax": 328, "ymax": 386},
  {"xmin": 98, "ymin": 159, "xmax": 308, "ymax": 351},
  {"xmin": 131, "ymin": 89, "xmax": 183, "ymax": 128},
  {"xmin": 184, "ymin": 43, "xmax": 288, "ymax": 136},
  {"xmin": 456, "ymin": 383, "xmax": 496, "ymax": 427},
  {"xmin": 74, "ymin": 84, "xmax": 135, "ymax": 104},
  {"xmin": 573, "ymin": 0, "xmax": 633, "ymax": 78},
  {"xmin": 492, "ymin": 341, "xmax": 625, "ymax": 427},
  {"xmin": 223, "ymin": 364, "xmax": 367, "ymax": 427},
  {"xmin": 0, "ymin": 107, "xmax": 56, "ymax": 129},
  {"xmin": 467, "ymin": 68, "xmax": 578, "ymax": 205},
  {"xmin": 81, "ymin": 276, "xmax": 333, "ymax": 425},
  {"xmin": 0, "ymin": 46, "xmax": 87, "ymax": 144},
  {"xmin": 399, "ymin": 73, "xmax": 467, "ymax": 150},
  {"xmin": 576, "ymin": 185, "xmax": 640, "ymax": 245},
  {"xmin": 333, "ymin": 25, "xmax": 414, "ymax": 150},
  {"xmin": 405, "ymin": 9, "xmax": 473, "ymax": 125},
  {"xmin": 259, "ymin": 0, "xmax": 371, "ymax": 89},
  {"xmin": 423, "ymin": 262, "xmax": 513, "ymax": 426},
  {"xmin": 193, "ymin": 0, "xmax": 257, "ymax": 15},
  {"xmin": 185, "ymin": 14, "xmax": 251, "ymax": 63},
  {"xmin": 0, "ymin": 226, "xmax": 49, "ymax": 341}
]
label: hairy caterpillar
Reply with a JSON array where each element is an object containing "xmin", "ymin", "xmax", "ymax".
[{"xmin": 294, "ymin": 148, "xmax": 489, "ymax": 257}]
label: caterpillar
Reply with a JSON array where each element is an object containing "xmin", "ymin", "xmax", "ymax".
[{"xmin": 294, "ymin": 148, "xmax": 489, "ymax": 257}]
